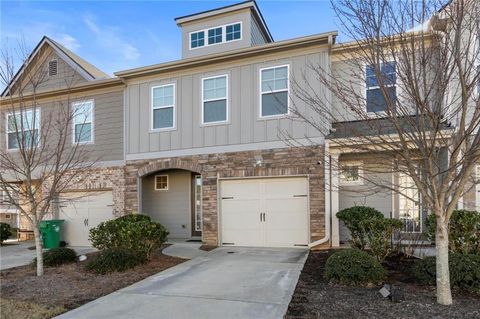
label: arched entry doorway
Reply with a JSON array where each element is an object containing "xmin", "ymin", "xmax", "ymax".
[{"xmin": 141, "ymin": 169, "xmax": 202, "ymax": 239}]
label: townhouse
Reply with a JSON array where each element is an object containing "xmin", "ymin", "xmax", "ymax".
[{"xmin": 1, "ymin": 0, "xmax": 478, "ymax": 248}]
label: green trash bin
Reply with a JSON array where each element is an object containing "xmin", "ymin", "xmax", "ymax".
[{"xmin": 39, "ymin": 220, "xmax": 64, "ymax": 249}]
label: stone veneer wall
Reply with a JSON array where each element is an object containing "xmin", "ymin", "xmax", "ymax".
[{"xmin": 125, "ymin": 146, "xmax": 325, "ymax": 246}]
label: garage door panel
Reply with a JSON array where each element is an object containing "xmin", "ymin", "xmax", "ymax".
[
  {"xmin": 221, "ymin": 180, "xmax": 262, "ymax": 199},
  {"xmin": 220, "ymin": 177, "xmax": 309, "ymax": 248},
  {"xmin": 58, "ymin": 191, "xmax": 114, "ymax": 247}
]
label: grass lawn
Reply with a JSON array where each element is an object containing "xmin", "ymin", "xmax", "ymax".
[
  {"xmin": 0, "ymin": 247, "xmax": 185, "ymax": 319},
  {"xmin": 286, "ymin": 250, "xmax": 480, "ymax": 319}
]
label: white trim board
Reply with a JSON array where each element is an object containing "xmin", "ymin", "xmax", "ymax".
[{"xmin": 125, "ymin": 137, "xmax": 325, "ymax": 161}]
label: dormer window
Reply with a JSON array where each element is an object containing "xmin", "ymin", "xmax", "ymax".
[
  {"xmin": 191, "ymin": 31, "xmax": 205, "ymax": 49},
  {"xmin": 208, "ymin": 27, "xmax": 223, "ymax": 45},
  {"xmin": 189, "ymin": 22, "xmax": 242, "ymax": 50},
  {"xmin": 226, "ymin": 23, "xmax": 241, "ymax": 41}
]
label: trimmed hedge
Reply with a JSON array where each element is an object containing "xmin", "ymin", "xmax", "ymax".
[
  {"xmin": 33, "ymin": 247, "xmax": 77, "ymax": 267},
  {"xmin": 425, "ymin": 210, "xmax": 480, "ymax": 255},
  {"xmin": 89, "ymin": 214, "xmax": 168, "ymax": 259},
  {"xmin": 0, "ymin": 222, "xmax": 12, "ymax": 243},
  {"xmin": 325, "ymin": 249, "xmax": 386, "ymax": 285},
  {"xmin": 336, "ymin": 206, "xmax": 384, "ymax": 249},
  {"xmin": 413, "ymin": 253, "xmax": 480, "ymax": 293},
  {"xmin": 86, "ymin": 248, "xmax": 146, "ymax": 274}
]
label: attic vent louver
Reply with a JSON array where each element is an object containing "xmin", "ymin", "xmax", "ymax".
[{"xmin": 48, "ymin": 60, "xmax": 58, "ymax": 76}]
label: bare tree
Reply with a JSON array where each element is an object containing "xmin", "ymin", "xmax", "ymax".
[
  {"xmin": 290, "ymin": 0, "xmax": 479, "ymax": 305},
  {"xmin": 0, "ymin": 41, "xmax": 97, "ymax": 276}
]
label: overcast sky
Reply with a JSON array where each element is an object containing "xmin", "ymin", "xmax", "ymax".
[{"xmin": 1, "ymin": 0, "xmax": 340, "ymax": 77}]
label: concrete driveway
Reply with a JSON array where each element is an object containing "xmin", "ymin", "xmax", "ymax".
[
  {"xmin": 0, "ymin": 240, "xmax": 95, "ymax": 270},
  {"xmin": 56, "ymin": 247, "xmax": 308, "ymax": 319}
]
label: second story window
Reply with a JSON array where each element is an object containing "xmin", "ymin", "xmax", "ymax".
[
  {"xmin": 73, "ymin": 101, "xmax": 93, "ymax": 144},
  {"xmin": 226, "ymin": 23, "xmax": 241, "ymax": 41},
  {"xmin": 208, "ymin": 27, "xmax": 223, "ymax": 45},
  {"xmin": 191, "ymin": 31, "xmax": 205, "ymax": 49},
  {"xmin": 260, "ymin": 65, "xmax": 289, "ymax": 117},
  {"xmin": 152, "ymin": 84, "xmax": 175, "ymax": 130},
  {"xmin": 7, "ymin": 109, "xmax": 40, "ymax": 150},
  {"xmin": 202, "ymin": 75, "xmax": 228, "ymax": 124},
  {"xmin": 366, "ymin": 61, "xmax": 397, "ymax": 113}
]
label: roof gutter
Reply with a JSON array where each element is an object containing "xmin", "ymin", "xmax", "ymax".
[{"xmin": 115, "ymin": 31, "xmax": 337, "ymax": 79}]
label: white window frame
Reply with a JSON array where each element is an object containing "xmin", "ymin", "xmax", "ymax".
[
  {"xmin": 188, "ymin": 21, "xmax": 242, "ymax": 50},
  {"xmin": 6, "ymin": 108, "xmax": 41, "ymax": 151},
  {"xmin": 190, "ymin": 30, "xmax": 205, "ymax": 49},
  {"xmin": 398, "ymin": 172, "xmax": 422, "ymax": 233},
  {"xmin": 201, "ymin": 74, "xmax": 229, "ymax": 125},
  {"xmin": 339, "ymin": 161, "xmax": 364, "ymax": 186},
  {"xmin": 72, "ymin": 100, "xmax": 94, "ymax": 145},
  {"xmin": 154, "ymin": 175, "xmax": 169, "ymax": 191},
  {"xmin": 151, "ymin": 83, "xmax": 176, "ymax": 131},
  {"xmin": 259, "ymin": 64, "xmax": 290, "ymax": 119},
  {"xmin": 364, "ymin": 61, "xmax": 397, "ymax": 115}
]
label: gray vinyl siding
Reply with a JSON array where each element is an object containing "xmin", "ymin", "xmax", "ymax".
[
  {"xmin": 181, "ymin": 11, "xmax": 256, "ymax": 59},
  {"xmin": 251, "ymin": 16, "xmax": 268, "ymax": 45},
  {"xmin": 125, "ymin": 50, "xmax": 329, "ymax": 157},
  {"xmin": 141, "ymin": 170, "xmax": 191, "ymax": 238},
  {"xmin": 12, "ymin": 46, "xmax": 88, "ymax": 96},
  {"xmin": 0, "ymin": 89, "xmax": 124, "ymax": 163}
]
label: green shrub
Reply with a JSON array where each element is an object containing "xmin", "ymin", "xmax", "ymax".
[
  {"xmin": 425, "ymin": 210, "xmax": 480, "ymax": 255},
  {"xmin": 33, "ymin": 247, "xmax": 77, "ymax": 267},
  {"xmin": 0, "ymin": 222, "xmax": 12, "ymax": 243},
  {"xmin": 413, "ymin": 253, "xmax": 480, "ymax": 293},
  {"xmin": 85, "ymin": 248, "xmax": 146, "ymax": 274},
  {"xmin": 360, "ymin": 218, "xmax": 403, "ymax": 262},
  {"xmin": 336, "ymin": 206, "xmax": 384, "ymax": 249},
  {"xmin": 325, "ymin": 249, "xmax": 386, "ymax": 285},
  {"xmin": 89, "ymin": 214, "xmax": 168, "ymax": 259}
]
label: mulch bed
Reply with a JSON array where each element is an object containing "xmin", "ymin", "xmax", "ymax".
[
  {"xmin": 0, "ymin": 247, "xmax": 185, "ymax": 316},
  {"xmin": 286, "ymin": 250, "xmax": 480, "ymax": 319}
]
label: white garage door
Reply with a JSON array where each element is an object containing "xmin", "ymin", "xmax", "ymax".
[
  {"xmin": 220, "ymin": 177, "xmax": 309, "ymax": 247},
  {"xmin": 58, "ymin": 191, "xmax": 114, "ymax": 246}
]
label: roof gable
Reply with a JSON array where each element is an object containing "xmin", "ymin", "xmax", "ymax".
[{"xmin": 2, "ymin": 36, "xmax": 109, "ymax": 97}]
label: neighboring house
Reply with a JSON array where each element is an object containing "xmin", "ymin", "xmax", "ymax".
[
  {"xmin": 0, "ymin": 0, "xmax": 478, "ymax": 248},
  {"xmin": 0, "ymin": 37, "xmax": 125, "ymax": 245}
]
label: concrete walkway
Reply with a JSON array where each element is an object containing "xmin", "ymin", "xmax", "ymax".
[
  {"xmin": 0, "ymin": 240, "xmax": 96, "ymax": 270},
  {"xmin": 56, "ymin": 247, "xmax": 308, "ymax": 319},
  {"xmin": 163, "ymin": 241, "xmax": 207, "ymax": 259}
]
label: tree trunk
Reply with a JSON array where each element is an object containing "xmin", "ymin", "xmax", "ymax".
[
  {"xmin": 33, "ymin": 226, "xmax": 44, "ymax": 276},
  {"xmin": 435, "ymin": 221, "xmax": 452, "ymax": 305}
]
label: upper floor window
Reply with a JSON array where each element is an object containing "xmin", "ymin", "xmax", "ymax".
[
  {"xmin": 208, "ymin": 27, "xmax": 223, "ymax": 45},
  {"xmin": 7, "ymin": 109, "xmax": 40, "ymax": 150},
  {"xmin": 366, "ymin": 62, "xmax": 397, "ymax": 113},
  {"xmin": 202, "ymin": 75, "xmax": 228, "ymax": 124},
  {"xmin": 73, "ymin": 101, "xmax": 93, "ymax": 144},
  {"xmin": 226, "ymin": 23, "xmax": 241, "ymax": 41},
  {"xmin": 152, "ymin": 84, "xmax": 175, "ymax": 130},
  {"xmin": 260, "ymin": 65, "xmax": 289, "ymax": 118},
  {"xmin": 189, "ymin": 22, "xmax": 242, "ymax": 50},
  {"xmin": 190, "ymin": 31, "xmax": 205, "ymax": 49}
]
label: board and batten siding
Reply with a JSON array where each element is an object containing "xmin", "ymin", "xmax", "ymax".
[{"xmin": 125, "ymin": 50, "xmax": 329, "ymax": 157}]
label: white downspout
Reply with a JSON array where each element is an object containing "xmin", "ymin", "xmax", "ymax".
[{"xmin": 308, "ymin": 141, "xmax": 331, "ymax": 248}]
